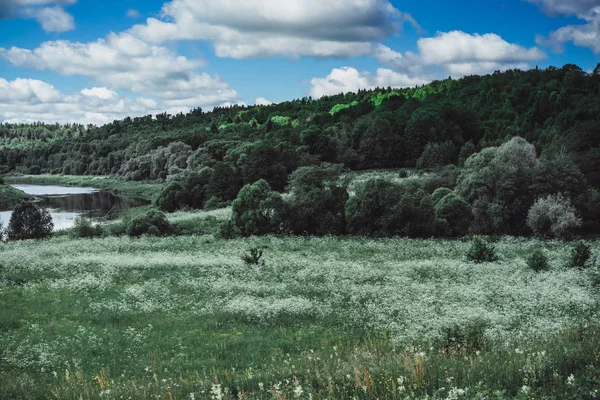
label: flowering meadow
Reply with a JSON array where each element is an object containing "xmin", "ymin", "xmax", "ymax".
[{"xmin": 1, "ymin": 231, "xmax": 599, "ymax": 399}]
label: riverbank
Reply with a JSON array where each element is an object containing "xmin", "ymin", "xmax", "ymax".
[
  {"xmin": 0, "ymin": 184, "xmax": 33, "ymax": 210},
  {"xmin": 4, "ymin": 174, "xmax": 163, "ymax": 200}
]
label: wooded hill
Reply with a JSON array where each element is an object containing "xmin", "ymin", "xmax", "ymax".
[{"xmin": 1, "ymin": 64, "xmax": 599, "ymax": 237}]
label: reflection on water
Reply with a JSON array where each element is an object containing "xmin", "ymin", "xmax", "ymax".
[{"xmin": 0, "ymin": 184, "xmax": 149, "ymax": 231}]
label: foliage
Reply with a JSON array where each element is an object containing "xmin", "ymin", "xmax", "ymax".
[
  {"xmin": 434, "ymin": 192, "xmax": 473, "ymax": 236},
  {"xmin": 231, "ymin": 179, "xmax": 288, "ymax": 236},
  {"xmin": 0, "ymin": 184, "xmax": 33, "ymax": 209},
  {"xmin": 125, "ymin": 209, "xmax": 171, "ymax": 237},
  {"xmin": 71, "ymin": 216, "xmax": 103, "ymax": 238},
  {"xmin": 416, "ymin": 141, "xmax": 457, "ymax": 169},
  {"xmin": 569, "ymin": 241, "xmax": 592, "ymax": 269},
  {"xmin": 345, "ymin": 179, "xmax": 436, "ymax": 237},
  {"xmin": 466, "ymin": 236, "xmax": 499, "ymax": 263},
  {"xmin": 527, "ymin": 193, "xmax": 582, "ymax": 238},
  {"xmin": 7, "ymin": 202, "xmax": 53, "ymax": 240},
  {"xmin": 527, "ymin": 248, "xmax": 550, "ymax": 272},
  {"xmin": 241, "ymin": 246, "xmax": 265, "ymax": 266},
  {"xmin": 286, "ymin": 163, "xmax": 349, "ymax": 235}
]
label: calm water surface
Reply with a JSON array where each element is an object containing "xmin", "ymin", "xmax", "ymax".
[{"xmin": 0, "ymin": 184, "xmax": 149, "ymax": 231}]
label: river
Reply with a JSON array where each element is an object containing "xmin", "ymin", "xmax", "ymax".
[{"xmin": 0, "ymin": 184, "xmax": 150, "ymax": 231}]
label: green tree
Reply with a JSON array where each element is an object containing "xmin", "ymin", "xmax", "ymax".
[
  {"xmin": 7, "ymin": 202, "xmax": 54, "ymax": 241},
  {"xmin": 231, "ymin": 179, "xmax": 288, "ymax": 236},
  {"xmin": 286, "ymin": 163, "xmax": 349, "ymax": 235}
]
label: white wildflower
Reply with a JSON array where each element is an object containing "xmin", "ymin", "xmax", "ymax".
[
  {"xmin": 567, "ymin": 374, "xmax": 575, "ymax": 386},
  {"xmin": 211, "ymin": 383, "xmax": 222, "ymax": 400}
]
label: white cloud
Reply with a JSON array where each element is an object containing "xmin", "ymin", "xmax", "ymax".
[
  {"xmin": 0, "ymin": 0, "xmax": 76, "ymax": 31},
  {"xmin": 528, "ymin": 0, "xmax": 600, "ymax": 53},
  {"xmin": 375, "ymin": 31, "xmax": 546, "ymax": 78},
  {"xmin": 127, "ymin": 0, "xmax": 419, "ymax": 59},
  {"xmin": 417, "ymin": 31, "xmax": 546, "ymax": 65},
  {"xmin": 31, "ymin": 5, "xmax": 74, "ymax": 32},
  {"xmin": 255, "ymin": 97, "xmax": 273, "ymax": 106},
  {"xmin": 0, "ymin": 34, "xmax": 239, "ymax": 109},
  {"xmin": 0, "ymin": 78, "xmax": 161, "ymax": 125},
  {"xmin": 309, "ymin": 67, "xmax": 428, "ymax": 98},
  {"xmin": 126, "ymin": 9, "xmax": 139, "ymax": 18}
]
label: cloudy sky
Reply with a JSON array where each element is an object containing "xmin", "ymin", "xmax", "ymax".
[{"xmin": 0, "ymin": 0, "xmax": 599, "ymax": 124}]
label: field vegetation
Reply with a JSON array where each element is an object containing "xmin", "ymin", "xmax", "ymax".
[{"xmin": 1, "ymin": 233, "xmax": 599, "ymax": 399}]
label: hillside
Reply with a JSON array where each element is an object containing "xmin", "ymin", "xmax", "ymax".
[{"xmin": 1, "ymin": 64, "xmax": 599, "ymax": 236}]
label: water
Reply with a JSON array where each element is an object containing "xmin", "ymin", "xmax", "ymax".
[{"xmin": 0, "ymin": 184, "xmax": 150, "ymax": 231}]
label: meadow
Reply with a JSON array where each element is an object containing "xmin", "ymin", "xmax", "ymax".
[{"xmin": 1, "ymin": 226, "xmax": 600, "ymax": 399}]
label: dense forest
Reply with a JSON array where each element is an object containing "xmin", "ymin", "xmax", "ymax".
[{"xmin": 2, "ymin": 64, "xmax": 600, "ymax": 237}]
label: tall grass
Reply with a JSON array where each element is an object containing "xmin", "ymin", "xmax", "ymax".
[{"xmin": 1, "ymin": 235, "xmax": 599, "ymax": 398}]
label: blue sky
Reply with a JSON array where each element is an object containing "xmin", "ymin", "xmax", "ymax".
[{"xmin": 0, "ymin": 0, "xmax": 599, "ymax": 124}]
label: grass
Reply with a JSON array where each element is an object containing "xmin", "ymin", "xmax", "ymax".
[
  {"xmin": 1, "ymin": 234, "xmax": 599, "ymax": 399},
  {"xmin": 0, "ymin": 184, "xmax": 32, "ymax": 210},
  {"xmin": 4, "ymin": 174, "xmax": 164, "ymax": 200}
]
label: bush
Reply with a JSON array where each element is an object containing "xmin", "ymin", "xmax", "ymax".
[
  {"xmin": 345, "ymin": 179, "xmax": 436, "ymax": 237},
  {"xmin": 241, "ymin": 247, "xmax": 264, "ymax": 266},
  {"xmin": 527, "ymin": 194, "xmax": 582, "ymax": 238},
  {"xmin": 569, "ymin": 241, "xmax": 592, "ymax": 269},
  {"xmin": 7, "ymin": 202, "xmax": 53, "ymax": 241},
  {"xmin": 527, "ymin": 248, "xmax": 550, "ymax": 272},
  {"xmin": 231, "ymin": 179, "xmax": 288, "ymax": 236},
  {"xmin": 431, "ymin": 187, "xmax": 453, "ymax": 206},
  {"xmin": 466, "ymin": 236, "xmax": 498, "ymax": 263},
  {"xmin": 217, "ymin": 219, "xmax": 240, "ymax": 240},
  {"xmin": 154, "ymin": 181, "xmax": 188, "ymax": 212},
  {"xmin": 286, "ymin": 163, "xmax": 349, "ymax": 235},
  {"xmin": 72, "ymin": 216, "xmax": 103, "ymax": 238},
  {"xmin": 125, "ymin": 210, "xmax": 171, "ymax": 237},
  {"xmin": 434, "ymin": 192, "xmax": 473, "ymax": 237}
]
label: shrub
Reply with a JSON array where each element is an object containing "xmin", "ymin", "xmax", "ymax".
[
  {"xmin": 125, "ymin": 210, "xmax": 171, "ymax": 237},
  {"xmin": 527, "ymin": 194, "xmax": 582, "ymax": 238},
  {"xmin": 466, "ymin": 236, "xmax": 498, "ymax": 263},
  {"xmin": 241, "ymin": 247, "xmax": 264, "ymax": 266},
  {"xmin": 72, "ymin": 216, "xmax": 103, "ymax": 238},
  {"xmin": 569, "ymin": 241, "xmax": 592, "ymax": 269},
  {"xmin": 434, "ymin": 192, "xmax": 473, "ymax": 237},
  {"xmin": 7, "ymin": 202, "xmax": 53, "ymax": 241},
  {"xmin": 231, "ymin": 179, "xmax": 288, "ymax": 236},
  {"xmin": 154, "ymin": 181, "xmax": 188, "ymax": 212},
  {"xmin": 527, "ymin": 248, "xmax": 550, "ymax": 272},
  {"xmin": 345, "ymin": 179, "xmax": 436, "ymax": 237},
  {"xmin": 217, "ymin": 219, "xmax": 240, "ymax": 240},
  {"xmin": 286, "ymin": 163, "xmax": 349, "ymax": 235}
]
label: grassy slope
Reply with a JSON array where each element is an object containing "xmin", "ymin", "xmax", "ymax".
[
  {"xmin": 0, "ymin": 184, "xmax": 32, "ymax": 210},
  {"xmin": 1, "ymin": 234, "xmax": 599, "ymax": 399},
  {"xmin": 4, "ymin": 174, "xmax": 163, "ymax": 200}
]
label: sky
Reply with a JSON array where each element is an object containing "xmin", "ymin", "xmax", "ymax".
[{"xmin": 0, "ymin": 0, "xmax": 599, "ymax": 125}]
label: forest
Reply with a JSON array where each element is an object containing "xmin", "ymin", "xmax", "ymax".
[{"xmin": 2, "ymin": 64, "xmax": 599, "ymax": 239}]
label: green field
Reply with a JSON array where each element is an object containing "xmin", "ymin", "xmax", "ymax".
[{"xmin": 1, "ymin": 232, "xmax": 599, "ymax": 399}]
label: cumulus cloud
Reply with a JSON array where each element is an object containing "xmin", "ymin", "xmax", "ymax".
[
  {"xmin": 375, "ymin": 31, "xmax": 546, "ymax": 78},
  {"xmin": 127, "ymin": 0, "xmax": 419, "ymax": 59},
  {"xmin": 0, "ymin": 33, "xmax": 239, "ymax": 109},
  {"xmin": 309, "ymin": 67, "xmax": 428, "ymax": 98},
  {"xmin": 529, "ymin": 0, "xmax": 600, "ymax": 53},
  {"xmin": 0, "ymin": 0, "xmax": 76, "ymax": 32},
  {"xmin": 0, "ymin": 78, "xmax": 159, "ymax": 125}
]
